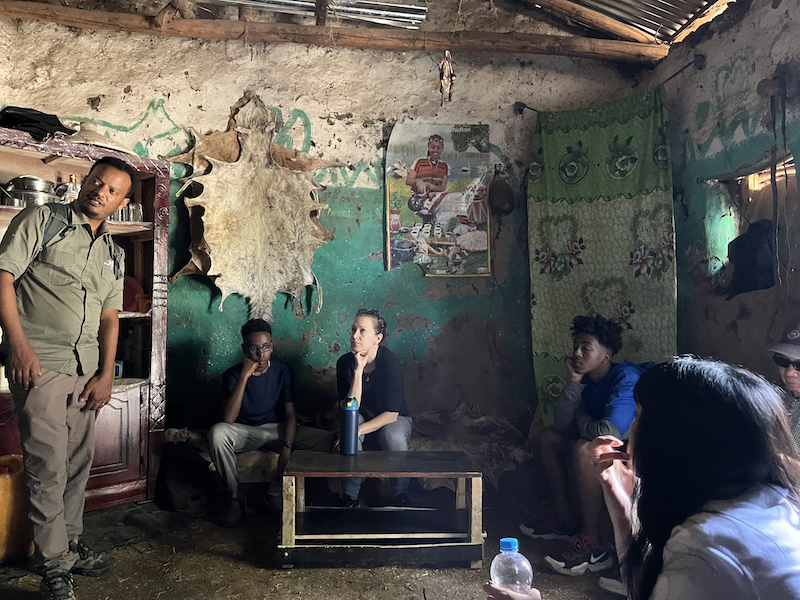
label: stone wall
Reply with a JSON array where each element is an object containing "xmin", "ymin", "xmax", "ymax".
[
  {"xmin": 642, "ymin": 0, "xmax": 800, "ymax": 381},
  {"xmin": 0, "ymin": 11, "xmax": 636, "ymax": 431}
]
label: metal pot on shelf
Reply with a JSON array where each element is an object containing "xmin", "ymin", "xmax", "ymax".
[
  {"xmin": 7, "ymin": 176, "xmax": 56, "ymax": 194},
  {"xmin": 2, "ymin": 177, "xmax": 60, "ymax": 207}
]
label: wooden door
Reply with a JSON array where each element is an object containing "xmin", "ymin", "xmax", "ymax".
[{"xmin": 85, "ymin": 381, "xmax": 147, "ymax": 510}]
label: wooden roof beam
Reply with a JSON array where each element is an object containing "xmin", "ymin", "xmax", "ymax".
[
  {"xmin": 0, "ymin": 2, "xmax": 668, "ymax": 64},
  {"xmin": 315, "ymin": 0, "xmax": 328, "ymax": 26},
  {"xmin": 533, "ymin": 0, "xmax": 658, "ymax": 44}
]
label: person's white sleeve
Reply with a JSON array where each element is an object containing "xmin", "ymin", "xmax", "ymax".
[
  {"xmin": 651, "ymin": 545, "xmax": 756, "ymax": 600},
  {"xmin": 553, "ymin": 381, "xmax": 584, "ymax": 431}
]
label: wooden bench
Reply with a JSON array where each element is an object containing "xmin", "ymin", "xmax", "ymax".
[{"xmin": 279, "ymin": 450, "xmax": 484, "ymax": 567}]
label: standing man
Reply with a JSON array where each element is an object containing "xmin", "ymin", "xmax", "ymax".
[
  {"xmin": 0, "ymin": 157, "xmax": 136, "ymax": 600},
  {"xmin": 207, "ymin": 319, "xmax": 334, "ymax": 527}
]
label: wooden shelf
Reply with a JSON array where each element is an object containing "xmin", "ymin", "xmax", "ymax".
[
  {"xmin": 107, "ymin": 221, "xmax": 154, "ymax": 236},
  {"xmin": 0, "ymin": 205, "xmax": 153, "ymax": 235},
  {"xmin": 0, "ymin": 125, "xmax": 170, "ymax": 510},
  {"xmin": 295, "ymin": 508, "xmax": 469, "ymax": 541},
  {"xmin": 0, "ymin": 127, "xmax": 168, "ymax": 178},
  {"xmin": 119, "ymin": 311, "xmax": 151, "ymax": 319}
]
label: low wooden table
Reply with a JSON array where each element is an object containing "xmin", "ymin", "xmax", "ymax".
[{"xmin": 279, "ymin": 450, "xmax": 484, "ymax": 567}]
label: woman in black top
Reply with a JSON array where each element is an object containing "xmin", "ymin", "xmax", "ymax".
[{"xmin": 337, "ymin": 309, "xmax": 412, "ymax": 506}]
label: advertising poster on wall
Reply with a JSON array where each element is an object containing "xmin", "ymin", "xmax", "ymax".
[{"xmin": 385, "ymin": 123, "xmax": 491, "ymax": 276}]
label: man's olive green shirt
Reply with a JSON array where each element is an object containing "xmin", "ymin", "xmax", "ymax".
[{"xmin": 0, "ymin": 202, "xmax": 124, "ymax": 375}]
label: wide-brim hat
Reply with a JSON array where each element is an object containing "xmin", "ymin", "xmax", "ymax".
[{"xmin": 768, "ymin": 323, "xmax": 800, "ymax": 360}]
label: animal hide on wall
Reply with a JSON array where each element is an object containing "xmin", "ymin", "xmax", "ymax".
[{"xmin": 169, "ymin": 93, "xmax": 343, "ymax": 320}]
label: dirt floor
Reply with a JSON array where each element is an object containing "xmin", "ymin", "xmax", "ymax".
[{"xmin": 1, "ymin": 482, "xmax": 618, "ymax": 600}]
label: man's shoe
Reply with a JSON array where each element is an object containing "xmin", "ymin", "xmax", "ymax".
[
  {"xmin": 394, "ymin": 492, "xmax": 414, "ymax": 507},
  {"xmin": 40, "ymin": 570, "xmax": 76, "ymax": 600},
  {"xmin": 336, "ymin": 495, "xmax": 359, "ymax": 508},
  {"xmin": 599, "ymin": 576, "xmax": 628, "ymax": 597},
  {"xmin": 219, "ymin": 497, "xmax": 244, "ymax": 527},
  {"xmin": 543, "ymin": 533, "xmax": 613, "ymax": 576},
  {"xmin": 69, "ymin": 539, "xmax": 115, "ymax": 577},
  {"xmin": 518, "ymin": 521, "xmax": 578, "ymax": 541}
]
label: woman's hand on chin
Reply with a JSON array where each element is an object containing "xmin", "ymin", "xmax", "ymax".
[{"xmin": 354, "ymin": 350, "xmax": 369, "ymax": 370}]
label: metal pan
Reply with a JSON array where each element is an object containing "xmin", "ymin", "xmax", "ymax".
[
  {"xmin": 6, "ymin": 176, "xmax": 56, "ymax": 194},
  {"xmin": 3, "ymin": 190, "xmax": 61, "ymax": 207}
]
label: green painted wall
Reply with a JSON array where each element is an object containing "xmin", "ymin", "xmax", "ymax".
[
  {"xmin": 0, "ymin": 14, "xmax": 639, "ymax": 437},
  {"xmin": 649, "ymin": 0, "xmax": 800, "ymax": 376},
  {"xmin": 165, "ymin": 119, "xmax": 538, "ymax": 430}
]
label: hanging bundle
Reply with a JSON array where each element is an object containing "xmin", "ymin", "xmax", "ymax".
[{"xmin": 488, "ymin": 165, "xmax": 514, "ymax": 216}]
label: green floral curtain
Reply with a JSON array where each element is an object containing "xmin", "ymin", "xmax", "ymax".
[{"xmin": 527, "ymin": 86, "xmax": 676, "ymax": 430}]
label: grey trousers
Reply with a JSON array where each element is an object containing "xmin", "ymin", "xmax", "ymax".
[
  {"xmin": 342, "ymin": 415, "xmax": 413, "ymax": 500},
  {"xmin": 208, "ymin": 421, "xmax": 334, "ymax": 498},
  {"xmin": 11, "ymin": 369, "xmax": 95, "ymax": 573}
]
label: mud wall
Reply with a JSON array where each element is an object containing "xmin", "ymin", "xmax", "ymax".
[
  {"xmin": 642, "ymin": 0, "xmax": 800, "ymax": 379},
  {"xmin": 0, "ymin": 9, "xmax": 638, "ymax": 430}
]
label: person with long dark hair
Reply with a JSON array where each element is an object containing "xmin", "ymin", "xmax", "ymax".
[{"xmin": 593, "ymin": 357, "xmax": 800, "ymax": 600}]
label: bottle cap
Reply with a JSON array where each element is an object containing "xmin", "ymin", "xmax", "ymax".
[
  {"xmin": 499, "ymin": 537, "xmax": 519, "ymax": 552},
  {"xmin": 344, "ymin": 396, "xmax": 359, "ymax": 409}
]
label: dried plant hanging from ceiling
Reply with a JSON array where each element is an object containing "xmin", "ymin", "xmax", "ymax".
[
  {"xmin": 437, "ymin": 50, "xmax": 456, "ymax": 106},
  {"xmin": 169, "ymin": 92, "xmax": 344, "ymax": 320}
]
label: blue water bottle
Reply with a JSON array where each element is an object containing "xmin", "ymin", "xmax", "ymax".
[{"xmin": 340, "ymin": 396, "xmax": 359, "ymax": 456}]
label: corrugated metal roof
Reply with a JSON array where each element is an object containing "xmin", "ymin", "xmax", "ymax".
[{"xmin": 566, "ymin": 0, "xmax": 725, "ymax": 42}]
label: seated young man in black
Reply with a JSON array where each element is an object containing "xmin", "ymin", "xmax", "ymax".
[
  {"xmin": 208, "ymin": 319, "xmax": 333, "ymax": 526},
  {"xmin": 520, "ymin": 314, "xmax": 650, "ymax": 577}
]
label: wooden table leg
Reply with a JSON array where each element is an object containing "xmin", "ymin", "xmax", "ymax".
[
  {"xmin": 281, "ymin": 475, "xmax": 296, "ymax": 547},
  {"xmin": 456, "ymin": 477, "xmax": 466, "ymax": 509},
  {"xmin": 296, "ymin": 476, "xmax": 305, "ymax": 512},
  {"xmin": 467, "ymin": 475, "xmax": 483, "ymax": 568}
]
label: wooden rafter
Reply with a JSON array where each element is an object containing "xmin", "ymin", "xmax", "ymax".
[
  {"xmin": 173, "ymin": 0, "xmax": 195, "ymax": 20},
  {"xmin": 239, "ymin": 6, "xmax": 257, "ymax": 22},
  {"xmin": 0, "ymin": 2, "xmax": 668, "ymax": 63},
  {"xmin": 315, "ymin": 0, "xmax": 328, "ymax": 27},
  {"xmin": 153, "ymin": 2, "xmax": 177, "ymax": 28},
  {"xmin": 532, "ymin": 0, "xmax": 657, "ymax": 44}
]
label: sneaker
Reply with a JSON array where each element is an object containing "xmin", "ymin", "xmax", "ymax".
[
  {"xmin": 543, "ymin": 533, "xmax": 614, "ymax": 576},
  {"xmin": 599, "ymin": 576, "xmax": 628, "ymax": 596},
  {"xmin": 518, "ymin": 521, "xmax": 578, "ymax": 541},
  {"xmin": 69, "ymin": 539, "xmax": 115, "ymax": 577},
  {"xmin": 219, "ymin": 497, "xmax": 244, "ymax": 527},
  {"xmin": 394, "ymin": 492, "xmax": 414, "ymax": 507},
  {"xmin": 40, "ymin": 570, "xmax": 76, "ymax": 600},
  {"xmin": 336, "ymin": 495, "xmax": 360, "ymax": 508}
]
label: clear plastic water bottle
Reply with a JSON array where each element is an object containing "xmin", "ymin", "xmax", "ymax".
[{"xmin": 490, "ymin": 537, "xmax": 533, "ymax": 594}]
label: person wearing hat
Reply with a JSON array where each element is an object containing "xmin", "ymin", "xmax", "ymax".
[{"xmin": 769, "ymin": 324, "xmax": 800, "ymax": 448}]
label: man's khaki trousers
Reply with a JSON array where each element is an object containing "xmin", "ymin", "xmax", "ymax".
[{"xmin": 12, "ymin": 369, "xmax": 95, "ymax": 573}]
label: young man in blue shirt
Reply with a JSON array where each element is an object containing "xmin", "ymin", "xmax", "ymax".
[
  {"xmin": 208, "ymin": 319, "xmax": 333, "ymax": 526},
  {"xmin": 520, "ymin": 314, "xmax": 649, "ymax": 577}
]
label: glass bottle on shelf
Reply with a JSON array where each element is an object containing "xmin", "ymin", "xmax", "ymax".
[{"xmin": 61, "ymin": 174, "xmax": 81, "ymax": 204}]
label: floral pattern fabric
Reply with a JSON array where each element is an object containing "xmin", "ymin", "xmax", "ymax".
[{"xmin": 527, "ymin": 86, "xmax": 677, "ymax": 429}]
